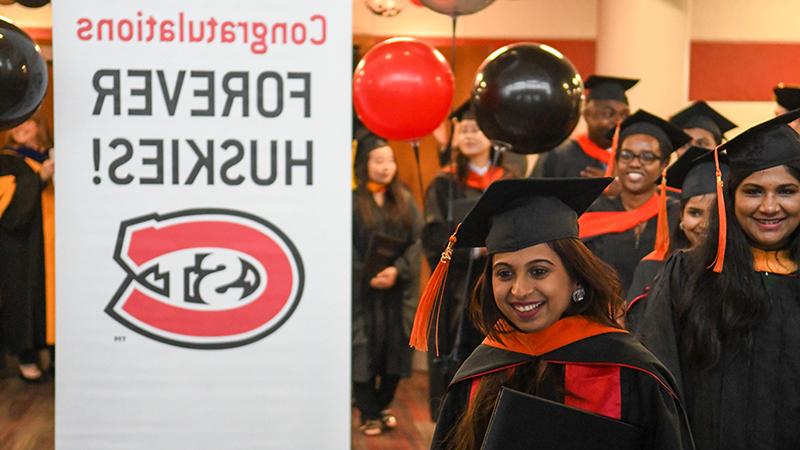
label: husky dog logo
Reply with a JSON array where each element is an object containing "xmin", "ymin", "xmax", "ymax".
[{"xmin": 107, "ymin": 209, "xmax": 304, "ymax": 349}]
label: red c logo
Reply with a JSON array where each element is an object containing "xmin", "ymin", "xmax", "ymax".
[{"xmin": 106, "ymin": 209, "xmax": 304, "ymax": 349}]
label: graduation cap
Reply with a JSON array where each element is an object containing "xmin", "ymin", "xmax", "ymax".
[
  {"xmin": 669, "ymin": 101, "xmax": 737, "ymax": 145},
  {"xmin": 718, "ymin": 108, "xmax": 800, "ymax": 173},
  {"xmin": 449, "ymin": 99, "xmax": 476, "ymax": 121},
  {"xmin": 774, "ymin": 83, "xmax": 800, "ymax": 110},
  {"xmin": 613, "ymin": 109, "xmax": 692, "ymax": 157},
  {"xmin": 707, "ymin": 108, "xmax": 800, "ymax": 272},
  {"xmin": 584, "ymin": 75, "xmax": 639, "ymax": 104},
  {"xmin": 409, "ymin": 177, "xmax": 613, "ymax": 351},
  {"xmin": 353, "ymin": 127, "xmax": 388, "ymax": 164},
  {"xmin": 665, "ymin": 146, "xmax": 729, "ymax": 201}
]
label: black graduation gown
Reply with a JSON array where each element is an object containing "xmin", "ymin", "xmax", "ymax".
[
  {"xmin": 635, "ymin": 252, "xmax": 800, "ymax": 449},
  {"xmin": 352, "ymin": 187, "xmax": 422, "ymax": 382},
  {"xmin": 531, "ymin": 138, "xmax": 606, "ymax": 178},
  {"xmin": 431, "ymin": 332, "xmax": 695, "ymax": 450},
  {"xmin": 625, "ymin": 258, "xmax": 666, "ymax": 332},
  {"xmin": 583, "ymin": 196, "xmax": 679, "ymax": 293},
  {"xmin": 422, "ymin": 172, "xmax": 493, "ymax": 416},
  {"xmin": 0, "ymin": 153, "xmax": 47, "ymax": 355}
]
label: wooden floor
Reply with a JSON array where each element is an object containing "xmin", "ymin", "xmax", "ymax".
[
  {"xmin": 0, "ymin": 368, "xmax": 54, "ymax": 450},
  {"xmin": 0, "ymin": 368, "xmax": 434, "ymax": 450},
  {"xmin": 351, "ymin": 371, "xmax": 436, "ymax": 450}
]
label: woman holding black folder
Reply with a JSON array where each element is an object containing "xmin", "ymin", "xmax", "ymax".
[
  {"xmin": 352, "ymin": 129, "xmax": 423, "ymax": 436},
  {"xmin": 410, "ymin": 178, "xmax": 694, "ymax": 449},
  {"xmin": 422, "ymin": 101, "xmax": 516, "ymax": 420}
]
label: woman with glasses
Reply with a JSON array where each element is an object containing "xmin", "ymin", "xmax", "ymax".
[{"xmin": 579, "ymin": 110, "xmax": 690, "ymax": 292}]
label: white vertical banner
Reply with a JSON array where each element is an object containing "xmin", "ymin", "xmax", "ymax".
[{"xmin": 52, "ymin": 1, "xmax": 351, "ymax": 448}]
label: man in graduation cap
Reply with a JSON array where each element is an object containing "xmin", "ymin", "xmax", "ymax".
[
  {"xmin": 669, "ymin": 101, "xmax": 737, "ymax": 157},
  {"xmin": 773, "ymin": 83, "xmax": 800, "ymax": 132},
  {"xmin": 579, "ymin": 110, "xmax": 690, "ymax": 292},
  {"xmin": 408, "ymin": 178, "xmax": 693, "ymax": 449},
  {"xmin": 532, "ymin": 75, "xmax": 638, "ymax": 178}
]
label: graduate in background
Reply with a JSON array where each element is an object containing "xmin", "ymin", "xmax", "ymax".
[
  {"xmin": 421, "ymin": 101, "xmax": 516, "ymax": 420},
  {"xmin": 636, "ymin": 109, "xmax": 800, "ymax": 449},
  {"xmin": 669, "ymin": 101, "xmax": 737, "ymax": 156},
  {"xmin": 773, "ymin": 83, "xmax": 800, "ymax": 132},
  {"xmin": 579, "ymin": 110, "xmax": 690, "ymax": 292},
  {"xmin": 532, "ymin": 75, "xmax": 637, "ymax": 178},
  {"xmin": 0, "ymin": 115, "xmax": 54, "ymax": 381},
  {"xmin": 625, "ymin": 148, "xmax": 729, "ymax": 330},
  {"xmin": 412, "ymin": 178, "xmax": 693, "ymax": 450},
  {"xmin": 351, "ymin": 130, "xmax": 423, "ymax": 436}
]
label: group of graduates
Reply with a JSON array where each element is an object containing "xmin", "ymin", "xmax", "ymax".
[
  {"xmin": 0, "ymin": 115, "xmax": 55, "ymax": 382},
  {"xmin": 352, "ymin": 74, "xmax": 800, "ymax": 449}
]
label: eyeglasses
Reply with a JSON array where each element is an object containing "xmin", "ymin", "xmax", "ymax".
[{"xmin": 618, "ymin": 149, "xmax": 662, "ymax": 164}]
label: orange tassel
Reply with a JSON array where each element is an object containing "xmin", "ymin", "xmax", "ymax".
[
  {"xmin": 644, "ymin": 169, "xmax": 670, "ymax": 261},
  {"xmin": 709, "ymin": 147, "xmax": 727, "ymax": 272},
  {"xmin": 409, "ymin": 225, "xmax": 460, "ymax": 353},
  {"xmin": 604, "ymin": 122, "xmax": 621, "ymax": 178}
]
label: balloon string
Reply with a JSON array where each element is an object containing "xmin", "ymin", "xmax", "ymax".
[{"xmin": 412, "ymin": 140, "xmax": 426, "ymax": 206}]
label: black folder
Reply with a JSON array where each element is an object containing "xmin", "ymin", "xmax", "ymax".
[
  {"xmin": 361, "ymin": 233, "xmax": 408, "ymax": 282},
  {"xmin": 481, "ymin": 387, "xmax": 641, "ymax": 450}
]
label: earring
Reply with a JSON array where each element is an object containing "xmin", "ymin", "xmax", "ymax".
[
  {"xmin": 679, "ymin": 222, "xmax": 684, "ymax": 231},
  {"xmin": 571, "ymin": 287, "xmax": 586, "ymax": 303}
]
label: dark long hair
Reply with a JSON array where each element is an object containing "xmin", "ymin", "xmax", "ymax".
[
  {"xmin": 353, "ymin": 146, "xmax": 413, "ymax": 232},
  {"xmin": 677, "ymin": 162, "xmax": 800, "ymax": 370},
  {"xmin": 445, "ymin": 238, "xmax": 624, "ymax": 450}
]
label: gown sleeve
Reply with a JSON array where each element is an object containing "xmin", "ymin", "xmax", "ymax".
[
  {"xmin": 0, "ymin": 156, "xmax": 42, "ymax": 232},
  {"xmin": 624, "ymin": 368, "xmax": 696, "ymax": 450},
  {"xmin": 430, "ymin": 380, "xmax": 469, "ymax": 450},
  {"xmin": 396, "ymin": 192, "xmax": 423, "ymax": 336},
  {"xmin": 633, "ymin": 252, "xmax": 689, "ymax": 395}
]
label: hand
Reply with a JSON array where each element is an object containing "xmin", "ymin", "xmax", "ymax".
[
  {"xmin": 603, "ymin": 178, "xmax": 622, "ymax": 197},
  {"xmin": 579, "ymin": 165, "xmax": 606, "ymax": 178},
  {"xmin": 39, "ymin": 158, "xmax": 54, "ymax": 182},
  {"xmin": 369, "ymin": 266, "xmax": 399, "ymax": 290},
  {"xmin": 432, "ymin": 120, "xmax": 450, "ymax": 150}
]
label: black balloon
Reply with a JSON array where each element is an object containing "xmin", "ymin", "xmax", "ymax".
[
  {"xmin": 419, "ymin": 0, "xmax": 495, "ymax": 16},
  {"xmin": 0, "ymin": 18, "xmax": 48, "ymax": 130},
  {"xmin": 472, "ymin": 43, "xmax": 583, "ymax": 154},
  {"xmin": 17, "ymin": 0, "xmax": 50, "ymax": 7}
]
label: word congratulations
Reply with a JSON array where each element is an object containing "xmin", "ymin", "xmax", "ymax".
[{"xmin": 75, "ymin": 11, "xmax": 327, "ymax": 55}]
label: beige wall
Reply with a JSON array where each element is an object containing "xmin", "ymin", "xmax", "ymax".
[
  {"xmin": 0, "ymin": 3, "xmax": 50, "ymax": 27},
  {"xmin": 354, "ymin": 0, "xmax": 597, "ymax": 39}
]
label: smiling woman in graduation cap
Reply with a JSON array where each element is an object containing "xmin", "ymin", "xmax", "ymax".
[
  {"xmin": 579, "ymin": 110, "xmax": 691, "ymax": 292},
  {"xmin": 411, "ymin": 178, "xmax": 694, "ymax": 450},
  {"xmin": 636, "ymin": 109, "xmax": 800, "ymax": 450}
]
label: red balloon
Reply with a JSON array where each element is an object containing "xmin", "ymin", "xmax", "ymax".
[{"xmin": 353, "ymin": 37, "xmax": 454, "ymax": 141}]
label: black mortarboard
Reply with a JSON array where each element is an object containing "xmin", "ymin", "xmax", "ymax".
[
  {"xmin": 482, "ymin": 388, "xmax": 640, "ymax": 450},
  {"xmin": 449, "ymin": 99, "xmax": 475, "ymax": 121},
  {"xmin": 354, "ymin": 127, "xmax": 388, "ymax": 164},
  {"xmin": 774, "ymin": 84, "xmax": 800, "ymax": 110},
  {"xmin": 584, "ymin": 75, "xmax": 639, "ymax": 104},
  {"xmin": 669, "ymin": 101, "xmax": 737, "ymax": 144},
  {"xmin": 718, "ymin": 108, "xmax": 800, "ymax": 173},
  {"xmin": 666, "ymin": 146, "xmax": 729, "ymax": 200},
  {"xmin": 456, "ymin": 178, "xmax": 612, "ymax": 254},
  {"xmin": 610, "ymin": 109, "xmax": 692, "ymax": 157}
]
